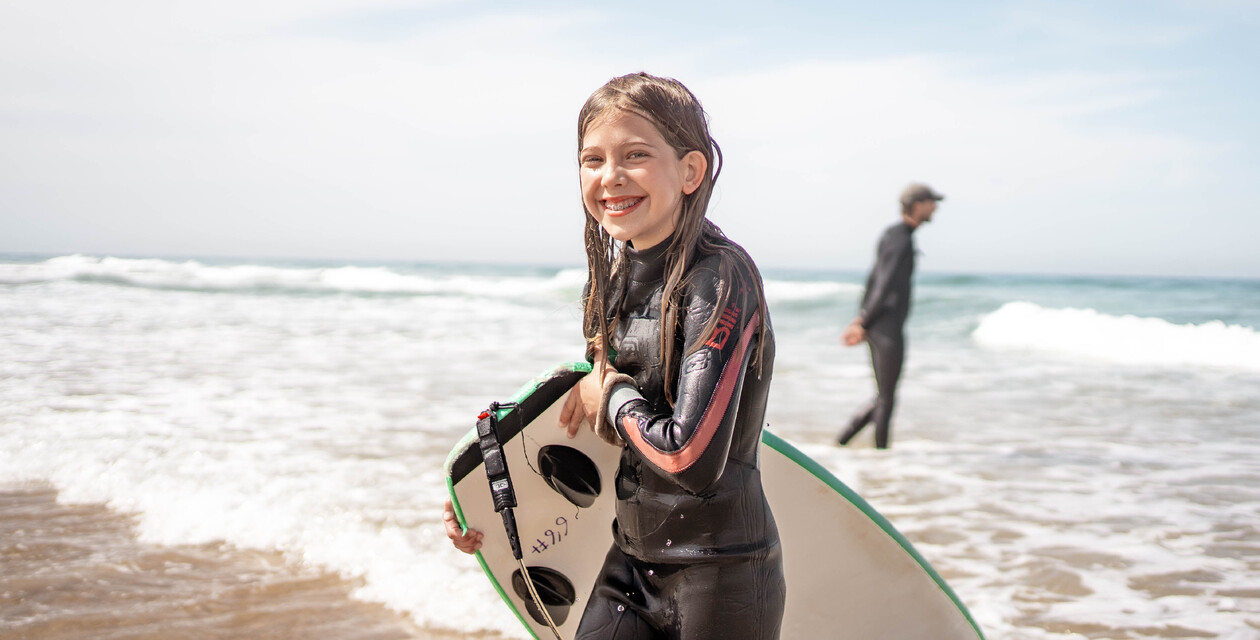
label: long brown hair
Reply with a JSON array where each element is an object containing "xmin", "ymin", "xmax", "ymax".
[{"xmin": 578, "ymin": 72, "xmax": 769, "ymax": 405}]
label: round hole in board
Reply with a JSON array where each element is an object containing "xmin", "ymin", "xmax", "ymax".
[
  {"xmin": 511, "ymin": 565, "xmax": 576, "ymax": 626},
  {"xmin": 537, "ymin": 444, "xmax": 601, "ymax": 508}
]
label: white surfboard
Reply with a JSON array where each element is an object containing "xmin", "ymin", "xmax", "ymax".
[{"xmin": 445, "ymin": 362, "xmax": 984, "ymax": 639}]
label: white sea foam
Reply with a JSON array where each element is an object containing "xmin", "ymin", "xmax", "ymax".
[
  {"xmin": 0, "ymin": 256, "xmax": 861, "ymax": 306},
  {"xmin": 763, "ymin": 279, "xmax": 861, "ymax": 303},
  {"xmin": 973, "ymin": 301, "xmax": 1260, "ymax": 370},
  {"xmin": 0, "ymin": 277, "xmax": 579, "ymax": 638},
  {"xmin": 0, "ymin": 255, "xmax": 582, "ymax": 300}
]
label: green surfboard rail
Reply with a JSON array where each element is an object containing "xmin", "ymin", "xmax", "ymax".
[
  {"xmin": 760, "ymin": 430, "xmax": 985, "ymax": 639},
  {"xmin": 445, "ymin": 361, "xmax": 984, "ymax": 640},
  {"xmin": 444, "ymin": 362, "xmax": 593, "ymax": 640},
  {"xmin": 445, "ymin": 474, "xmax": 541, "ymax": 639}
]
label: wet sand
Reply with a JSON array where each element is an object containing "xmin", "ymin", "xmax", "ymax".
[{"xmin": 0, "ymin": 485, "xmax": 492, "ymax": 640}]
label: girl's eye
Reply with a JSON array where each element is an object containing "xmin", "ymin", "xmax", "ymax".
[{"xmin": 581, "ymin": 155, "xmax": 602, "ymax": 166}]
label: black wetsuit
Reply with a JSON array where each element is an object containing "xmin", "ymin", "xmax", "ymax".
[
  {"xmin": 838, "ymin": 221, "xmax": 916, "ymax": 449},
  {"xmin": 575, "ymin": 239, "xmax": 785, "ymax": 640}
]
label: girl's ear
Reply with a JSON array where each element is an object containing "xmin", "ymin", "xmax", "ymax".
[{"xmin": 680, "ymin": 150, "xmax": 707, "ymax": 195}]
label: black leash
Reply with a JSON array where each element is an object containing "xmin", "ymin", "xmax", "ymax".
[{"xmin": 476, "ymin": 402, "xmax": 564, "ymax": 640}]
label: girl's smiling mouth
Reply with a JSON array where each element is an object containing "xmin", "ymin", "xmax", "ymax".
[{"xmin": 602, "ymin": 196, "xmax": 644, "ymax": 216}]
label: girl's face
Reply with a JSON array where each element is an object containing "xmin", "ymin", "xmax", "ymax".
[{"xmin": 580, "ymin": 110, "xmax": 706, "ymax": 251}]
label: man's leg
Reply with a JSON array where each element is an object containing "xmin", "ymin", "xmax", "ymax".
[
  {"xmin": 868, "ymin": 329, "xmax": 905, "ymax": 449},
  {"xmin": 838, "ymin": 338, "xmax": 884, "ymax": 445},
  {"xmin": 838, "ymin": 400, "xmax": 875, "ymax": 445}
]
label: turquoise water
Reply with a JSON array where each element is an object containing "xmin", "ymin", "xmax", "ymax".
[
  {"xmin": 765, "ymin": 266, "xmax": 1260, "ymax": 339},
  {"xmin": 2, "ymin": 254, "xmax": 1258, "ymax": 639}
]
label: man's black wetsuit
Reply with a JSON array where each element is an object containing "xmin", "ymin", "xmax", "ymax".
[
  {"xmin": 575, "ymin": 238, "xmax": 785, "ymax": 640},
  {"xmin": 838, "ymin": 221, "xmax": 916, "ymax": 449}
]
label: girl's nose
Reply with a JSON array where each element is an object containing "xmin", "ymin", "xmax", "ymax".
[{"xmin": 601, "ymin": 161, "xmax": 627, "ymax": 188}]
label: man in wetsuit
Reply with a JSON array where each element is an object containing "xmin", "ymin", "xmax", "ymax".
[{"xmin": 836, "ymin": 182, "xmax": 944, "ymax": 449}]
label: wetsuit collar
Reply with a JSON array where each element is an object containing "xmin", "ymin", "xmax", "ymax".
[{"xmin": 624, "ymin": 236, "xmax": 672, "ymax": 284}]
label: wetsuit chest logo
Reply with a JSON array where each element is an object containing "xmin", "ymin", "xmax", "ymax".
[{"xmin": 704, "ymin": 303, "xmax": 741, "ymax": 350}]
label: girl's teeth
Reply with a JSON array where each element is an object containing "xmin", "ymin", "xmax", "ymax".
[{"xmin": 606, "ymin": 198, "xmax": 642, "ymax": 212}]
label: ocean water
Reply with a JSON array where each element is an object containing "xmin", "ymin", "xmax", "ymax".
[{"xmin": 1, "ymin": 254, "xmax": 1258, "ymax": 639}]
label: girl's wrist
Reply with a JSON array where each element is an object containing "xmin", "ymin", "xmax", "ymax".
[{"xmin": 595, "ymin": 372, "xmax": 636, "ymax": 446}]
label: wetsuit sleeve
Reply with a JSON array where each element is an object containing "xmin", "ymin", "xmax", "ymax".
[
  {"xmin": 606, "ymin": 266, "xmax": 760, "ymax": 495},
  {"xmin": 859, "ymin": 228, "xmax": 912, "ymax": 329}
]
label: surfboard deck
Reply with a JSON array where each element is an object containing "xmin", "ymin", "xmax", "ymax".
[{"xmin": 445, "ymin": 362, "xmax": 984, "ymax": 639}]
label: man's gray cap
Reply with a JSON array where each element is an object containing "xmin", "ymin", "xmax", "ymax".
[{"xmin": 900, "ymin": 182, "xmax": 945, "ymax": 208}]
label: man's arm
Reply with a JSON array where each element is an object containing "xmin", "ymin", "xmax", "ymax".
[{"xmin": 856, "ymin": 228, "xmax": 911, "ymax": 329}]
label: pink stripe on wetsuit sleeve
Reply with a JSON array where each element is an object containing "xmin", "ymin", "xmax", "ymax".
[{"xmin": 622, "ymin": 311, "xmax": 760, "ymax": 474}]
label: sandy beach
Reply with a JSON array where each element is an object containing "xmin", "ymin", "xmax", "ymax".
[{"xmin": 0, "ymin": 485, "xmax": 487, "ymax": 640}]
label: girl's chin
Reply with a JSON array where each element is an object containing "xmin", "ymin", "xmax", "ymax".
[{"xmin": 599, "ymin": 221, "xmax": 635, "ymax": 243}]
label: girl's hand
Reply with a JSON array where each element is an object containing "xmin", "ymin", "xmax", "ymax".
[
  {"xmin": 559, "ymin": 361, "xmax": 617, "ymax": 439},
  {"xmin": 443, "ymin": 498, "xmax": 482, "ymax": 554}
]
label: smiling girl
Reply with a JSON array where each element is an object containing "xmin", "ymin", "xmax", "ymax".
[{"xmin": 446, "ymin": 72, "xmax": 783, "ymax": 639}]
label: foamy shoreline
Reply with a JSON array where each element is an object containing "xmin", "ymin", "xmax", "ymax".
[{"xmin": 0, "ymin": 484, "xmax": 490, "ymax": 640}]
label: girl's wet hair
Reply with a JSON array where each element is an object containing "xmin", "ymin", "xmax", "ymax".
[{"xmin": 578, "ymin": 72, "xmax": 769, "ymax": 402}]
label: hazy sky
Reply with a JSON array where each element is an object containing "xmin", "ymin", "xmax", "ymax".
[{"xmin": 2, "ymin": 1, "xmax": 1258, "ymax": 277}]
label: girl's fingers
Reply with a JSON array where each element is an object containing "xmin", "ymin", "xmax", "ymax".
[
  {"xmin": 456, "ymin": 532, "xmax": 483, "ymax": 553},
  {"xmin": 561, "ymin": 386, "xmax": 586, "ymax": 438},
  {"xmin": 443, "ymin": 499, "xmax": 483, "ymax": 554},
  {"xmin": 562, "ymin": 386, "xmax": 586, "ymax": 430},
  {"xmin": 443, "ymin": 500, "xmax": 462, "ymax": 537}
]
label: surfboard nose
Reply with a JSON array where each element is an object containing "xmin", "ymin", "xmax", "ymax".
[{"xmin": 538, "ymin": 444, "xmax": 603, "ymax": 508}]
